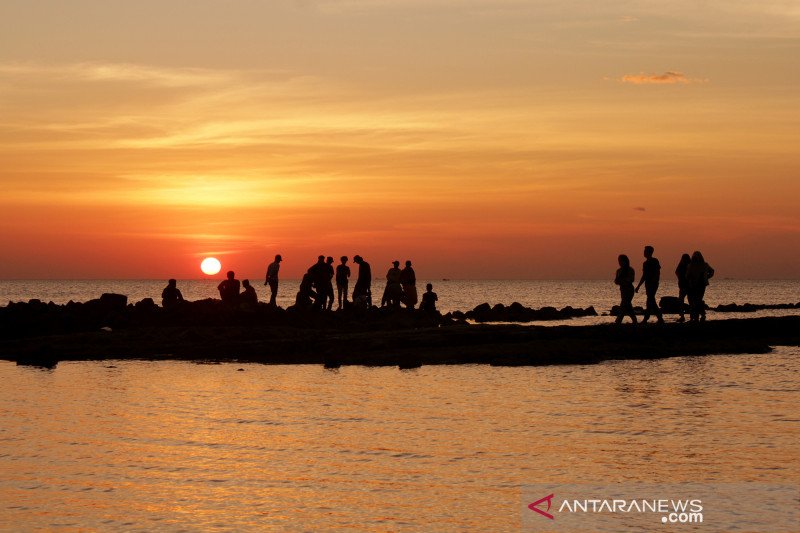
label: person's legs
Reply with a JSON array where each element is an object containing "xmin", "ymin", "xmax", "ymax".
[
  {"xmin": 646, "ymin": 285, "xmax": 663, "ymax": 323},
  {"xmin": 698, "ymin": 286, "xmax": 707, "ymax": 321},
  {"xmin": 688, "ymin": 289, "xmax": 700, "ymax": 321},
  {"xmin": 269, "ymin": 280, "xmax": 278, "ymax": 306},
  {"xmin": 678, "ymin": 286, "xmax": 687, "ymax": 322}
]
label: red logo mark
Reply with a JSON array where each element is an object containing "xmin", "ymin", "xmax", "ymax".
[{"xmin": 528, "ymin": 493, "xmax": 555, "ymax": 520}]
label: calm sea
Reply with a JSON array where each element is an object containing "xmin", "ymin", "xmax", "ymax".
[
  {"xmin": 1, "ymin": 280, "xmax": 799, "ymax": 530},
  {"xmin": 1, "ymin": 279, "xmax": 799, "ymax": 323},
  {"xmin": 1, "ymin": 350, "xmax": 798, "ymax": 530}
]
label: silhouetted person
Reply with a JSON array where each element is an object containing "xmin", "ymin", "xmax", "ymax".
[
  {"xmin": 161, "ymin": 279, "xmax": 184, "ymax": 309},
  {"xmin": 420, "ymin": 283, "xmax": 438, "ymax": 312},
  {"xmin": 264, "ymin": 254, "xmax": 282, "ymax": 306},
  {"xmin": 240, "ymin": 279, "xmax": 258, "ymax": 306},
  {"xmin": 307, "ymin": 255, "xmax": 329, "ymax": 310},
  {"xmin": 635, "ymin": 245, "xmax": 664, "ymax": 324},
  {"xmin": 675, "ymin": 253, "xmax": 691, "ymax": 322},
  {"xmin": 295, "ymin": 273, "xmax": 317, "ymax": 310},
  {"xmin": 352, "ymin": 255, "xmax": 372, "ymax": 307},
  {"xmin": 323, "ymin": 256, "xmax": 335, "ymax": 310},
  {"xmin": 400, "ymin": 260, "xmax": 417, "ymax": 309},
  {"xmin": 336, "ymin": 256, "xmax": 350, "ymax": 309},
  {"xmin": 218, "ymin": 271, "xmax": 241, "ymax": 304},
  {"xmin": 383, "ymin": 260, "xmax": 403, "ymax": 308},
  {"xmin": 686, "ymin": 251, "xmax": 714, "ymax": 322},
  {"xmin": 614, "ymin": 254, "xmax": 637, "ymax": 324}
]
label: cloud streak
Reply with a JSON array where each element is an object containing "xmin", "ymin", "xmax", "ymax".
[{"xmin": 620, "ymin": 71, "xmax": 705, "ymax": 85}]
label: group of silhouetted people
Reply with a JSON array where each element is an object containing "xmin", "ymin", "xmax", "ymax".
[
  {"xmin": 159, "ymin": 254, "xmax": 439, "ymax": 313},
  {"xmin": 294, "ymin": 255, "xmax": 436, "ymax": 312},
  {"xmin": 160, "ymin": 247, "xmax": 721, "ymax": 323},
  {"xmin": 615, "ymin": 246, "xmax": 714, "ymax": 324}
]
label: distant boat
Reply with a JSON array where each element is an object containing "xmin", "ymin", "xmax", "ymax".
[{"xmin": 442, "ymin": 278, "xmax": 450, "ymax": 281}]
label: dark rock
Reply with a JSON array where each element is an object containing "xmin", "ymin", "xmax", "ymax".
[
  {"xmin": 135, "ymin": 298, "xmax": 156, "ymax": 309},
  {"xmin": 100, "ymin": 293, "xmax": 128, "ymax": 312}
]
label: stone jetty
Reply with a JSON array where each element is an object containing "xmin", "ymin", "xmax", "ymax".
[{"xmin": 1, "ymin": 295, "xmax": 798, "ymax": 368}]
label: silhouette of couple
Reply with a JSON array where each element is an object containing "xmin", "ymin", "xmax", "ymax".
[
  {"xmin": 381, "ymin": 260, "xmax": 417, "ymax": 309},
  {"xmin": 217, "ymin": 271, "xmax": 258, "ymax": 306}
]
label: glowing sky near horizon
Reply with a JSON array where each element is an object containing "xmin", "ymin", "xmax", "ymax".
[{"xmin": 0, "ymin": 0, "xmax": 798, "ymax": 279}]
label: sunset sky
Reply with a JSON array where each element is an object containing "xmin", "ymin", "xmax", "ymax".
[{"xmin": 1, "ymin": 0, "xmax": 798, "ymax": 279}]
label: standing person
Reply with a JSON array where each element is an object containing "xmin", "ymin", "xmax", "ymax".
[
  {"xmin": 400, "ymin": 260, "xmax": 418, "ymax": 309},
  {"xmin": 324, "ymin": 256, "xmax": 335, "ymax": 310},
  {"xmin": 420, "ymin": 283, "xmax": 438, "ymax": 312},
  {"xmin": 336, "ymin": 256, "xmax": 350, "ymax": 309},
  {"xmin": 685, "ymin": 251, "xmax": 715, "ymax": 322},
  {"xmin": 675, "ymin": 253, "xmax": 691, "ymax": 322},
  {"xmin": 634, "ymin": 245, "xmax": 664, "ymax": 324},
  {"xmin": 264, "ymin": 254, "xmax": 282, "ymax": 306},
  {"xmin": 352, "ymin": 255, "xmax": 372, "ymax": 307},
  {"xmin": 218, "ymin": 271, "xmax": 241, "ymax": 305},
  {"xmin": 161, "ymin": 279, "xmax": 184, "ymax": 309},
  {"xmin": 383, "ymin": 261, "xmax": 403, "ymax": 308},
  {"xmin": 614, "ymin": 255, "xmax": 637, "ymax": 324}
]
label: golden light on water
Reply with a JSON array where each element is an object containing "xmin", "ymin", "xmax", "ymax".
[{"xmin": 200, "ymin": 257, "xmax": 221, "ymax": 276}]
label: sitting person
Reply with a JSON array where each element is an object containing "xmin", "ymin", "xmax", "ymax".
[
  {"xmin": 218, "ymin": 270, "xmax": 241, "ymax": 304},
  {"xmin": 419, "ymin": 283, "xmax": 438, "ymax": 312},
  {"xmin": 295, "ymin": 273, "xmax": 317, "ymax": 310},
  {"xmin": 161, "ymin": 279, "xmax": 184, "ymax": 308},
  {"xmin": 240, "ymin": 279, "xmax": 258, "ymax": 306}
]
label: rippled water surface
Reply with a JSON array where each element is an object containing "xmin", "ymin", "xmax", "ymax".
[{"xmin": 1, "ymin": 348, "xmax": 798, "ymax": 530}]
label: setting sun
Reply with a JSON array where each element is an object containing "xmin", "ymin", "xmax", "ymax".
[{"xmin": 200, "ymin": 257, "xmax": 221, "ymax": 276}]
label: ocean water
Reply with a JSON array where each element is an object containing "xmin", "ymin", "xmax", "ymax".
[
  {"xmin": 1, "ymin": 349, "xmax": 798, "ymax": 530},
  {"xmin": 1, "ymin": 279, "xmax": 798, "ymax": 323}
]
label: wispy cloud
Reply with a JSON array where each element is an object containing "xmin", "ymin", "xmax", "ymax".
[
  {"xmin": 0, "ymin": 61, "xmax": 239, "ymax": 88},
  {"xmin": 620, "ymin": 71, "xmax": 706, "ymax": 85}
]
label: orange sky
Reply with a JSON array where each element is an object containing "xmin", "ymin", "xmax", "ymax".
[{"xmin": 1, "ymin": 1, "xmax": 798, "ymax": 279}]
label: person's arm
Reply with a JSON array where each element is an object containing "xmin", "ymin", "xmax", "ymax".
[
  {"xmin": 177, "ymin": 289, "xmax": 184, "ymax": 301},
  {"xmin": 635, "ymin": 264, "xmax": 646, "ymax": 292}
]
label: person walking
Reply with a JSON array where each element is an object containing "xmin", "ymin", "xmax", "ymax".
[
  {"xmin": 614, "ymin": 255, "xmax": 637, "ymax": 324},
  {"xmin": 685, "ymin": 251, "xmax": 715, "ymax": 322},
  {"xmin": 635, "ymin": 245, "xmax": 664, "ymax": 324},
  {"xmin": 675, "ymin": 253, "xmax": 691, "ymax": 322}
]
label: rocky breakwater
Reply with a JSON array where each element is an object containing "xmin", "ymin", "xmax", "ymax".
[
  {"xmin": 445, "ymin": 302, "xmax": 598, "ymax": 323},
  {"xmin": 2, "ymin": 294, "xmax": 799, "ymax": 368},
  {"xmin": 612, "ymin": 297, "xmax": 800, "ymax": 316}
]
